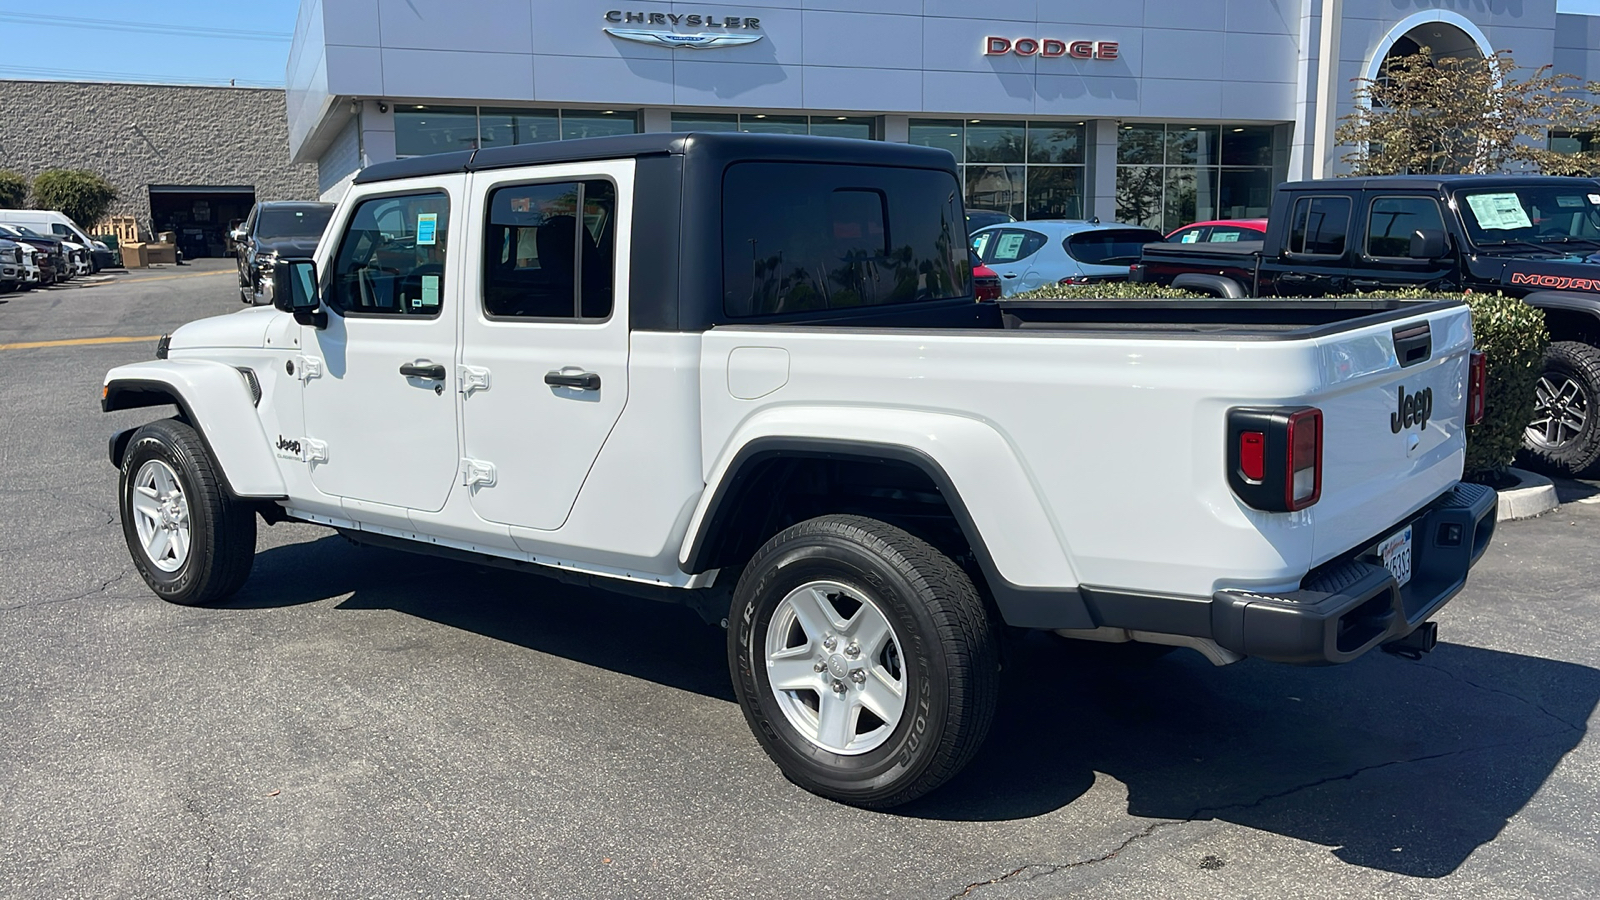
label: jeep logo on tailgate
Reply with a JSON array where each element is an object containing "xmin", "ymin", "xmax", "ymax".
[{"xmin": 1390, "ymin": 386, "xmax": 1433, "ymax": 433}]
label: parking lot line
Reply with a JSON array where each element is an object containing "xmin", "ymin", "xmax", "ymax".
[
  {"xmin": 73, "ymin": 269, "xmax": 232, "ymax": 288},
  {"xmin": 0, "ymin": 335, "xmax": 163, "ymax": 351}
]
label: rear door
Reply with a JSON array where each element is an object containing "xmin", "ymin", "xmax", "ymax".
[
  {"xmin": 456, "ymin": 160, "xmax": 632, "ymax": 532},
  {"xmin": 975, "ymin": 227, "xmax": 1049, "ymax": 294},
  {"xmin": 1271, "ymin": 194, "xmax": 1353, "ymax": 296},
  {"xmin": 1349, "ymin": 193, "xmax": 1458, "ymax": 292}
]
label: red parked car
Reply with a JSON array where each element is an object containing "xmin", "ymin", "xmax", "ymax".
[
  {"xmin": 971, "ymin": 251, "xmax": 1001, "ymax": 301},
  {"xmin": 1166, "ymin": 218, "xmax": 1268, "ymax": 245}
]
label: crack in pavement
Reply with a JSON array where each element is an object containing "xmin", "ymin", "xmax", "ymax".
[
  {"xmin": 1413, "ymin": 657, "xmax": 1589, "ymax": 731},
  {"xmin": 2, "ymin": 569, "xmax": 130, "ymax": 611},
  {"xmin": 942, "ymin": 729, "xmax": 1577, "ymax": 900}
]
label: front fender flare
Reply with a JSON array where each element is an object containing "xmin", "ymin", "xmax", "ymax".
[
  {"xmin": 682, "ymin": 407, "xmax": 1091, "ymax": 629},
  {"xmin": 103, "ymin": 359, "xmax": 286, "ymax": 498}
]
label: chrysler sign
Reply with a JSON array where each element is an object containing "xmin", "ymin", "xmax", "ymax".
[
  {"xmin": 985, "ymin": 36, "xmax": 1119, "ymax": 59},
  {"xmin": 604, "ymin": 10, "xmax": 764, "ymax": 48}
]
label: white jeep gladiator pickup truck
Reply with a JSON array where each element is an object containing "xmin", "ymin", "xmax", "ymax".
[{"xmin": 103, "ymin": 132, "xmax": 1497, "ymax": 808}]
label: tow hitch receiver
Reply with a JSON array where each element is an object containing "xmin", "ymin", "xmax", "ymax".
[{"xmin": 1381, "ymin": 621, "xmax": 1438, "ymax": 660}]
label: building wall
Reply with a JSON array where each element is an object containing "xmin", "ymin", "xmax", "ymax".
[{"xmin": 0, "ymin": 80, "xmax": 317, "ymax": 237}]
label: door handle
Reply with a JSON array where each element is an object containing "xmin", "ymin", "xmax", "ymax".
[
  {"xmin": 545, "ymin": 370, "xmax": 601, "ymax": 391},
  {"xmin": 1279, "ymin": 272, "xmax": 1310, "ymax": 282},
  {"xmin": 399, "ymin": 362, "xmax": 447, "ymax": 380},
  {"xmin": 1350, "ymin": 279, "xmax": 1385, "ymax": 289},
  {"xmin": 1001, "ymin": 273, "xmax": 1019, "ymax": 278}
]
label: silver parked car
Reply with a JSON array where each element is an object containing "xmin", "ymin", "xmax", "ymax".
[{"xmin": 969, "ymin": 220, "xmax": 1165, "ymax": 296}]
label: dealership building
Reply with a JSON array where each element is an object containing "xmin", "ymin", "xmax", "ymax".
[{"xmin": 287, "ymin": 0, "xmax": 1600, "ymax": 231}]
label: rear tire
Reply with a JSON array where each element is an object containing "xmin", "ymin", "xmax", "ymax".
[
  {"xmin": 119, "ymin": 419, "xmax": 256, "ymax": 605},
  {"xmin": 729, "ymin": 515, "xmax": 999, "ymax": 808},
  {"xmin": 1521, "ymin": 341, "xmax": 1600, "ymax": 478}
]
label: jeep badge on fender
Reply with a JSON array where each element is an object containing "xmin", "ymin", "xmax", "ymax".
[{"xmin": 1391, "ymin": 385, "xmax": 1433, "ymax": 433}]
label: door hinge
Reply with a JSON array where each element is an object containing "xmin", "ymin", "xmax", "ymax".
[
  {"xmin": 303, "ymin": 438, "xmax": 328, "ymax": 463},
  {"xmin": 457, "ymin": 365, "xmax": 491, "ymax": 396},
  {"xmin": 295, "ymin": 355, "xmax": 323, "ymax": 382},
  {"xmin": 460, "ymin": 458, "xmax": 497, "ymax": 487}
]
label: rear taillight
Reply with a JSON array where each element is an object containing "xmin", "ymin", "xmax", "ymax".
[
  {"xmin": 1467, "ymin": 350, "xmax": 1486, "ymax": 426},
  {"xmin": 1226, "ymin": 406, "xmax": 1323, "ymax": 512}
]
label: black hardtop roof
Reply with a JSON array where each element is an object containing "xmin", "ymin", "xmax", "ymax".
[
  {"xmin": 1284, "ymin": 174, "xmax": 1600, "ymax": 192},
  {"xmin": 352, "ymin": 131, "xmax": 959, "ymax": 185},
  {"xmin": 257, "ymin": 199, "xmax": 335, "ymax": 209}
]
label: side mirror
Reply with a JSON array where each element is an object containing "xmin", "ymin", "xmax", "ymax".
[
  {"xmin": 272, "ymin": 257, "xmax": 326, "ymax": 327},
  {"xmin": 1409, "ymin": 228, "xmax": 1449, "ymax": 260},
  {"xmin": 228, "ymin": 229, "xmax": 246, "ymax": 244}
]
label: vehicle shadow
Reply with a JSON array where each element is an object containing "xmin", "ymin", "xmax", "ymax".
[
  {"xmin": 900, "ymin": 631, "xmax": 1599, "ymax": 878},
  {"xmin": 229, "ymin": 535, "xmax": 1597, "ymax": 878}
]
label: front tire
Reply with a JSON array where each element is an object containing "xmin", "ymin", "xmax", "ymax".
[
  {"xmin": 729, "ymin": 515, "xmax": 999, "ymax": 808},
  {"xmin": 119, "ymin": 419, "xmax": 256, "ymax": 605},
  {"xmin": 1522, "ymin": 341, "xmax": 1600, "ymax": 478}
]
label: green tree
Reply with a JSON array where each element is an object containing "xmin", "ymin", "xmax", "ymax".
[
  {"xmin": 1337, "ymin": 48, "xmax": 1600, "ymax": 176},
  {"xmin": 0, "ymin": 171, "xmax": 28, "ymax": 209},
  {"xmin": 29, "ymin": 169, "xmax": 119, "ymax": 228}
]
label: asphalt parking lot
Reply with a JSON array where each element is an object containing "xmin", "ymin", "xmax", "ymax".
[{"xmin": 2, "ymin": 263, "xmax": 1599, "ymax": 899}]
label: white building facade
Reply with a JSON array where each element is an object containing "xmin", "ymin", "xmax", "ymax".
[{"xmin": 287, "ymin": 0, "xmax": 1600, "ymax": 231}]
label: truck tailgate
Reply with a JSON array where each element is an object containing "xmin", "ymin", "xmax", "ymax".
[{"xmin": 1308, "ymin": 308, "xmax": 1474, "ymax": 566}]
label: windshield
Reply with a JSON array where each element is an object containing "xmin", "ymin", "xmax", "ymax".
[
  {"xmin": 0, "ymin": 224, "xmax": 47, "ymax": 239},
  {"xmin": 1456, "ymin": 185, "xmax": 1600, "ymax": 248},
  {"xmin": 257, "ymin": 207, "xmax": 334, "ymax": 239}
]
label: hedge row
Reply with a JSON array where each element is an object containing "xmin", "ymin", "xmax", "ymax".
[{"xmin": 1007, "ymin": 284, "xmax": 1549, "ymax": 482}]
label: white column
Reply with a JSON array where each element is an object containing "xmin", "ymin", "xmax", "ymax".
[
  {"xmin": 1310, "ymin": 0, "xmax": 1343, "ymax": 178},
  {"xmin": 880, "ymin": 115, "xmax": 909, "ymax": 143},
  {"xmin": 640, "ymin": 108, "xmax": 673, "ymax": 133},
  {"xmin": 1087, "ymin": 120, "xmax": 1119, "ymax": 222}
]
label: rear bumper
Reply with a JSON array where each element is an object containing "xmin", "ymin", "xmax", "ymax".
[
  {"xmin": 1212, "ymin": 481, "xmax": 1497, "ymax": 664},
  {"xmin": 1073, "ymin": 482, "xmax": 1497, "ymax": 665}
]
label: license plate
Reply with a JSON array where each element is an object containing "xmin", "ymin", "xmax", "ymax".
[{"xmin": 1377, "ymin": 525, "xmax": 1413, "ymax": 588}]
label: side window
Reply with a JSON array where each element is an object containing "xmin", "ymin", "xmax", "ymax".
[
  {"xmin": 1287, "ymin": 196, "xmax": 1351, "ymax": 257},
  {"xmin": 989, "ymin": 229, "xmax": 1047, "ymax": 264},
  {"xmin": 1366, "ymin": 196, "xmax": 1446, "ymax": 258},
  {"xmin": 329, "ymin": 191, "xmax": 450, "ymax": 317},
  {"xmin": 51, "ymin": 224, "xmax": 73, "ymax": 237},
  {"xmin": 482, "ymin": 179, "xmax": 615, "ymax": 320}
]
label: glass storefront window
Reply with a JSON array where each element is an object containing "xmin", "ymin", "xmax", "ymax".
[
  {"xmin": 1116, "ymin": 166, "xmax": 1164, "ymax": 228},
  {"xmin": 1028, "ymin": 122, "xmax": 1084, "ymax": 164},
  {"xmin": 1026, "ymin": 167, "xmax": 1084, "ymax": 219},
  {"xmin": 1219, "ymin": 168, "xmax": 1273, "ymax": 218},
  {"xmin": 673, "ymin": 113, "xmax": 739, "ymax": 132},
  {"xmin": 561, "ymin": 110, "xmax": 637, "ymax": 140},
  {"xmin": 394, "ymin": 105, "xmax": 480, "ymax": 156},
  {"xmin": 808, "ymin": 117, "xmax": 875, "ymax": 140},
  {"xmin": 478, "ymin": 108, "xmax": 559, "ymax": 148},
  {"xmin": 1117, "ymin": 124, "xmax": 1164, "ymax": 165},
  {"xmin": 965, "ymin": 120, "xmax": 1025, "ymax": 163},
  {"xmin": 909, "ymin": 119, "xmax": 963, "ymax": 157},
  {"xmin": 739, "ymin": 114, "xmax": 808, "ymax": 134},
  {"xmin": 1164, "ymin": 167, "xmax": 1218, "ymax": 228},
  {"xmin": 1222, "ymin": 126, "xmax": 1275, "ymax": 167},
  {"xmin": 1166, "ymin": 126, "xmax": 1220, "ymax": 166},
  {"xmin": 965, "ymin": 165, "xmax": 1025, "ymax": 220}
]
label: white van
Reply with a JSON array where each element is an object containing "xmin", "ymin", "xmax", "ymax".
[{"xmin": 0, "ymin": 209, "xmax": 115, "ymax": 271}]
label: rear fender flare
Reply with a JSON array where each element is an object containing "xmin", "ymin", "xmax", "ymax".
[
  {"xmin": 1172, "ymin": 273, "xmax": 1247, "ymax": 299},
  {"xmin": 1520, "ymin": 291, "xmax": 1600, "ymax": 342},
  {"xmin": 103, "ymin": 359, "xmax": 286, "ymax": 498},
  {"xmin": 681, "ymin": 407, "xmax": 1092, "ymax": 629}
]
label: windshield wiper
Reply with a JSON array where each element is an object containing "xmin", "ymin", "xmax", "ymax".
[
  {"xmin": 1536, "ymin": 236, "xmax": 1600, "ymax": 252},
  {"xmin": 1476, "ymin": 239, "xmax": 1563, "ymax": 256}
]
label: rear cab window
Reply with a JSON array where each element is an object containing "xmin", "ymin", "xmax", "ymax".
[
  {"xmin": 1365, "ymin": 195, "xmax": 1446, "ymax": 258},
  {"xmin": 1286, "ymin": 195, "xmax": 1352, "ymax": 257},
  {"xmin": 722, "ymin": 162, "xmax": 970, "ymax": 316}
]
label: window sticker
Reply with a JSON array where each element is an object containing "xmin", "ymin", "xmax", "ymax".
[
  {"xmin": 1558, "ymin": 195, "xmax": 1584, "ymax": 208},
  {"xmin": 416, "ymin": 212, "xmax": 439, "ymax": 246},
  {"xmin": 1589, "ymin": 194, "xmax": 1600, "ymax": 206},
  {"xmin": 1181, "ymin": 231, "xmax": 1199, "ymax": 243},
  {"xmin": 420, "ymin": 274, "xmax": 440, "ymax": 307},
  {"xmin": 971, "ymin": 233, "xmax": 990, "ymax": 256},
  {"xmin": 1465, "ymin": 193, "xmax": 1533, "ymax": 230},
  {"xmin": 1214, "ymin": 232, "xmax": 1241, "ymax": 242},
  {"xmin": 995, "ymin": 232, "xmax": 1025, "ymax": 260}
]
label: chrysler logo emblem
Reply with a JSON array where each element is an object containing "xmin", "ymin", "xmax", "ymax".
[
  {"xmin": 604, "ymin": 28, "xmax": 763, "ymax": 48},
  {"xmin": 604, "ymin": 10, "xmax": 764, "ymax": 49}
]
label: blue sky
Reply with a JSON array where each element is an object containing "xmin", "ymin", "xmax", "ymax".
[{"xmin": 0, "ymin": 0, "xmax": 1598, "ymax": 87}]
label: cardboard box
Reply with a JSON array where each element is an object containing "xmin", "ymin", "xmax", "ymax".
[
  {"xmin": 146, "ymin": 243, "xmax": 177, "ymax": 265},
  {"xmin": 120, "ymin": 242, "xmax": 148, "ymax": 268}
]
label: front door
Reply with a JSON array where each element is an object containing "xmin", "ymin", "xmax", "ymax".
[
  {"xmin": 1349, "ymin": 194, "xmax": 1458, "ymax": 292},
  {"xmin": 457, "ymin": 165, "xmax": 631, "ymax": 531},
  {"xmin": 301, "ymin": 183, "xmax": 461, "ymax": 513}
]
